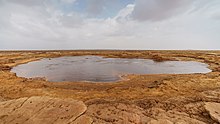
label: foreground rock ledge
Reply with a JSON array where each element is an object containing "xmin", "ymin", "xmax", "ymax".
[
  {"xmin": 0, "ymin": 96, "xmax": 92, "ymax": 124},
  {"xmin": 205, "ymin": 102, "xmax": 220, "ymax": 123}
]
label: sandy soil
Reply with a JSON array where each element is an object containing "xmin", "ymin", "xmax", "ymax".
[{"xmin": 0, "ymin": 50, "xmax": 220, "ymax": 123}]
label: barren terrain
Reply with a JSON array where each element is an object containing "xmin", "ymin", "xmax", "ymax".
[{"xmin": 0, "ymin": 50, "xmax": 220, "ymax": 123}]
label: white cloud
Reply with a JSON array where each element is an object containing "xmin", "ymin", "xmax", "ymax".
[
  {"xmin": 132, "ymin": 0, "xmax": 194, "ymax": 21},
  {"xmin": 61, "ymin": 0, "xmax": 77, "ymax": 4},
  {"xmin": 5, "ymin": 0, "xmax": 46, "ymax": 7},
  {"xmin": 0, "ymin": 0, "xmax": 219, "ymax": 50},
  {"xmin": 114, "ymin": 4, "xmax": 135, "ymax": 22},
  {"xmin": 85, "ymin": 0, "xmax": 120, "ymax": 16},
  {"xmin": 86, "ymin": 0, "xmax": 106, "ymax": 16}
]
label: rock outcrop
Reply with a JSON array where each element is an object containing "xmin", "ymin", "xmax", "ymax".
[
  {"xmin": 86, "ymin": 102, "xmax": 207, "ymax": 124},
  {"xmin": 0, "ymin": 96, "xmax": 92, "ymax": 124},
  {"xmin": 205, "ymin": 102, "xmax": 220, "ymax": 123}
]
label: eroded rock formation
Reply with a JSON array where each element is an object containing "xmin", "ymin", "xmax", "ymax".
[{"xmin": 0, "ymin": 96, "xmax": 92, "ymax": 124}]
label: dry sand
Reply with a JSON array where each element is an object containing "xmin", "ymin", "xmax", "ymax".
[{"xmin": 0, "ymin": 50, "xmax": 220, "ymax": 123}]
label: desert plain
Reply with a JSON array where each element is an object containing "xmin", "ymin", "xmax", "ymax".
[{"xmin": 0, "ymin": 50, "xmax": 220, "ymax": 124}]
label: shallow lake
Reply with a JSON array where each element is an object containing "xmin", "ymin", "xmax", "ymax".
[{"xmin": 11, "ymin": 56, "xmax": 211, "ymax": 82}]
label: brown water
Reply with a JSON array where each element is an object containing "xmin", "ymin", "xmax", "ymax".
[{"xmin": 11, "ymin": 56, "xmax": 211, "ymax": 82}]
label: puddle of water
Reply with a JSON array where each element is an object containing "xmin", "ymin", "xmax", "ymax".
[{"xmin": 11, "ymin": 56, "xmax": 211, "ymax": 82}]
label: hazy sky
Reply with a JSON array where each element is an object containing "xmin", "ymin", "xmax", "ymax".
[{"xmin": 0, "ymin": 0, "xmax": 220, "ymax": 50}]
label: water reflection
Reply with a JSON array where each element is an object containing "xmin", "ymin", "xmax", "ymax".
[{"xmin": 11, "ymin": 56, "xmax": 211, "ymax": 82}]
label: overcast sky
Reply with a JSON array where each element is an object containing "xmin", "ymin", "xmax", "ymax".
[{"xmin": 0, "ymin": 0, "xmax": 220, "ymax": 50}]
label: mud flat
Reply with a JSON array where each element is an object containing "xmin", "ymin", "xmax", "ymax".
[{"xmin": 0, "ymin": 50, "xmax": 220, "ymax": 123}]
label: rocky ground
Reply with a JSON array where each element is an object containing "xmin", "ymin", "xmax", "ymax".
[
  {"xmin": 0, "ymin": 50, "xmax": 220, "ymax": 123},
  {"xmin": 0, "ymin": 96, "xmax": 92, "ymax": 124}
]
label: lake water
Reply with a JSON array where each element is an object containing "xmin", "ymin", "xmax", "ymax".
[{"xmin": 11, "ymin": 56, "xmax": 211, "ymax": 82}]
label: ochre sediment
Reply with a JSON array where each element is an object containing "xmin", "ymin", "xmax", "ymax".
[{"xmin": 0, "ymin": 50, "xmax": 220, "ymax": 123}]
